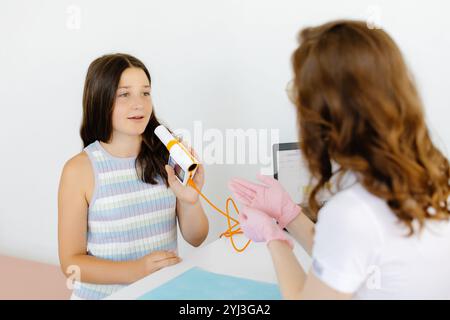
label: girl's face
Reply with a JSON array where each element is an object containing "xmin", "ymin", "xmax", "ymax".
[{"xmin": 112, "ymin": 67, "xmax": 152, "ymax": 137}]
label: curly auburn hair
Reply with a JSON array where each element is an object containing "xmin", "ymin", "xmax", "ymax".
[{"xmin": 290, "ymin": 20, "xmax": 449, "ymax": 234}]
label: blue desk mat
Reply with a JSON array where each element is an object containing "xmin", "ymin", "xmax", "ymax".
[{"xmin": 138, "ymin": 267, "xmax": 282, "ymax": 300}]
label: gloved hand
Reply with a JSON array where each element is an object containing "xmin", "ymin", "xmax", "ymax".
[
  {"xmin": 238, "ymin": 206, "xmax": 294, "ymax": 249},
  {"xmin": 229, "ymin": 174, "xmax": 301, "ymax": 229}
]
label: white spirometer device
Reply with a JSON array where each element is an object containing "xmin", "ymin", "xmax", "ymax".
[{"xmin": 154, "ymin": 125, "xmax": 199, "ymax": 185}]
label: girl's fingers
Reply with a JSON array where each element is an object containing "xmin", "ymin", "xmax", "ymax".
[
  {"xmin": 165, "ymin": 165, "xmax": 183, "ymax": 191},
  {"xmin": 166, "ymin": 165, "xmax": 200, "ymax": 203},
  {"xmin": 154, "ymin": 257, "xmax": 182, "ymax": 271},
  {"xmin": 150, "ymin": 250, "xmax": 179, "ymax": 261},
  {"xmin": 180, "ymin": 140, "xmax": 190, "ymax": 150},
  {"xmin": 192, "ymin": 164, "xmax": 204, "ymax": 189},
  {"xmin": 190, "ymin": 147, "xmax": 200, "ymax": 161},
  {"xmin": 194, "ymin": 163, "xmax": 204, "ymax": 180},
  {"xmin": 165, "ymin": 165, "xmax": 177, "ymax": 184}
]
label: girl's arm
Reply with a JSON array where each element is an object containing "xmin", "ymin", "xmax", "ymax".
[
  {"xmin": 165, "ymin": 163, "xmax": 209, "ymax": 247},
  {"xmin": 58, "ymin": 153, "xmax": 180, "ymax": 285},
  {"xmin": 267, "ymin": 240, "xmax": 352, "ymax": 299},
  {"xmin": 176, "ymin": 199, "xmax": 209, "ymax": 247}
]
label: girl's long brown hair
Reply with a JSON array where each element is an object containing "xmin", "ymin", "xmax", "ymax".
[
  {"xmin": 291, "ymin": 20, "xmax": 449, "ymax": 234},
  {"xmin": 80, "ymin": 53, "xmax": 170, "ymax": 186}
]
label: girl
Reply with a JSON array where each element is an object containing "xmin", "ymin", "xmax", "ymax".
[
  {"xmin": 229, "ymin": 20, "xmax": 450, "ymax": 299},
  {"xmin": 58, "ymin": 53, "xmax": 209, "ymax": 300}
]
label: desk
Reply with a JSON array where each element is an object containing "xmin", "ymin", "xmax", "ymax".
[
  {"xmin": 0, "ymin": 255, "xmax": 71, "ymax": 300},
  {"xmin": 107, "ymin": 233, "xmax": 312, "ymax": 299}
]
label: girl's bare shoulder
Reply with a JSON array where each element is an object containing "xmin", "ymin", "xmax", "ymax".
[
  {"xmin": 60, "ymin": 151, "xmax": 94, "ymax": 202},
  {"xmin": 63, "ymin": 151, "xmax": 91, "ymax": 176}
]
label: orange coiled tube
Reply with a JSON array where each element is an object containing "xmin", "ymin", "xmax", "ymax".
[{"xmin": 188, "ymin": 179, "xmax": 251, "ymax": 253}]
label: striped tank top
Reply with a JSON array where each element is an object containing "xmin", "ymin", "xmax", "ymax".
[{"xmin": 71, "ymin": 140, "xmax": 177, "ymax": 300}]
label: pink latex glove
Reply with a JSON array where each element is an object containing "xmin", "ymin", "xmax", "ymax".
[
  {"xmin": 238, "ymin": 207, "xmax": 293, "ymax": 249},
  {"xmin": 228, "ymin": 174, "xmax": 301, "ymax": 229}
]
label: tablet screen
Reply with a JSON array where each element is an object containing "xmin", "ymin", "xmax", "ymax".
[{"xmin": 273, "ymin": 143, "xmax": 311, "ymax": 205}]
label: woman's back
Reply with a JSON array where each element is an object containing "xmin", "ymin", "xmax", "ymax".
[{"xmin": 312, "ymin": 181, "xmax": 450, "ymax": 299}]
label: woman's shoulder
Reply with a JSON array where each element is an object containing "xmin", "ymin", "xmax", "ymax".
[
  {"xmin": 314, "ymin": 183, "xmax": 385, "ymax": 254},
  {"xmin": 317, "ymin": 183, "xmax": 385, "ymax": 239},
  {"xmin": 321, "ymin": 183, "xmax": 379, "ymax": 217}
]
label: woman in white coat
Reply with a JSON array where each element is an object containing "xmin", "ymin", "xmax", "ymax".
[{"xmin": 229, "ymin": 20, "xmax": 450, "ymax": 300}]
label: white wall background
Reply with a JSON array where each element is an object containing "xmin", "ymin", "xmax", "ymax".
[{"xmin": 0, "ymin": 0, "xmax": 449, "ymax": 265}]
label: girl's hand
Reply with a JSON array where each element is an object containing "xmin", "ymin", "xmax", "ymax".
[
  {"xmin": 139, "ymin": 250, "xmax": 182, "ymax": 276},
  {"xmin": 165, "ymin": 147, "xmax": 205, "ymax": 204}
]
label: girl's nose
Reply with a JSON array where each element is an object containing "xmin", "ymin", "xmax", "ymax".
[{"xmin": 131, "ymin": 98, "xmax": 144, "ymax": 110}]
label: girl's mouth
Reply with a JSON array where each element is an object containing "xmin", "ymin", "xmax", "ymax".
[{"xmin": 128, "ymin": 116, "xmax": 145, "ymax": 121}]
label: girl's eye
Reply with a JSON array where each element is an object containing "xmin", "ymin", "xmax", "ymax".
[
  {"xmin": 118, "ymin": 92, "xmax": 129, "ymax": 97},
  {"xmin": 143, "ymin": 92, "xmax": 151, "ymax": 96}
]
